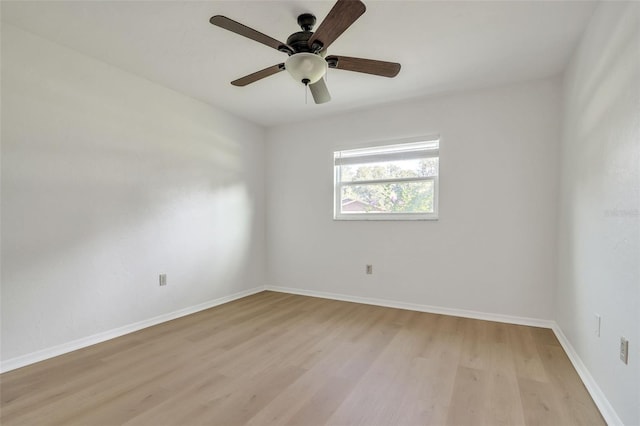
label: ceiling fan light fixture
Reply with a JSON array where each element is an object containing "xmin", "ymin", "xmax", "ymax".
[{"xmin": 285, "ymin": 52, "xmax": 327, "ymax": 85}]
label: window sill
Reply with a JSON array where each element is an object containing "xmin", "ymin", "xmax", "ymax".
[{"xmin": 333, "ymin": 214, "xmax": 439, "ymax": 221}]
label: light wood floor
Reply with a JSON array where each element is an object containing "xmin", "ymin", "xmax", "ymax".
[{"xmin": 1, "ymin": 291, "xmax": 605, "ymax": 425}]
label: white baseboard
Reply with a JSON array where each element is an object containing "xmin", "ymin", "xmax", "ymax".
[
  {"xmin": 265, "ymin": 285, "xmax": 555, "ymax": 329},
  {"xmin": 551, "ymin": 324, "xmax": 623, "ymax": 426},
  {"xmin": 0, "ymin": 286, "xmax": 266, "ymax": 373}
]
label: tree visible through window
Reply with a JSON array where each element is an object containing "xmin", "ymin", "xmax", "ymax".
[{"xmin": 334, "ymin": 139, "xmax": 439, "ymax": 220}]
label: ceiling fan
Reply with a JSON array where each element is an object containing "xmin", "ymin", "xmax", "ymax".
[{"xmin": 209, "ymin": 0, "xmax": 401, "ymax": 104}]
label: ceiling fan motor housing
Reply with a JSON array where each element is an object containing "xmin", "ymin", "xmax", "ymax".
[
  {"xmin": 287, "ymin": 31, "xmax": 314, "ymax": 53},
  {"xmin": 286, "ymin": 14, "xmax": 325, "ymax": 54}
]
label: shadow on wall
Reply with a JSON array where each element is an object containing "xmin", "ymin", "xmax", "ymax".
[
  {"xmin": 2, "ymin": 127, "xmax": 251, "ymax": 274},
  {"xmin": 0, "ymin": 25, "xmax": 257, "ymax": 360}
]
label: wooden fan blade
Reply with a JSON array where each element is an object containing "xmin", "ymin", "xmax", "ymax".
[
  {"xmin": 326, "ymin": 55, "xmax": 401, "ymax": 77},
  {"xmin": 309, "ymin": 78, "xmax": 331, "ymax": 104},
  {"xmin": 308, "ymin": 0, "xmax": 366, "ymax": 52},
  {"xmin": 210, "ymin": 15, "xmax": 293, "ymax": 54},
  {"xmin": 231, "ymin": 64, "xmax": 285, "ymax": 87}
]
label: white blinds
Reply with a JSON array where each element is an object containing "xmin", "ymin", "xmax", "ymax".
[{"xmin": 334, "ymin": 139, "xmax": 439, "ymax": 166}]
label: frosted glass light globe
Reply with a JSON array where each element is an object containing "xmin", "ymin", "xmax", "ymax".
[{"xmin": 285, "ymin": 53, "xmax": 327, "ymax": 85}]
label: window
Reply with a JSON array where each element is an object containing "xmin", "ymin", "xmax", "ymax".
[{"xmin": 334, "ymin": 137, "xmax": 439, "ymax": 220}]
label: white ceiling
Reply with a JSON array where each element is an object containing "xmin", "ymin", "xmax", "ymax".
[{"xmin": 1, "ymin": 1, "xmax": 597, "ymax": 127}]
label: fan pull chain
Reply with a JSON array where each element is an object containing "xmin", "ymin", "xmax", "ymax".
[{"xmin": 302, "ymin": 78, "xmax": 310, "ymax": 104}]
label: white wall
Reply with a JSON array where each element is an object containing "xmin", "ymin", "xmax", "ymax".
[
  {"xmin": 557, "ymin": 2, "xmax": 640, "ymax": 425},
  {"xmin": 0, "ymin": 25, "xmax": 266, "ymax": 364},
  {"xmin": 266, "ymin": 78, "xmax": 561, "ymax": 321}
]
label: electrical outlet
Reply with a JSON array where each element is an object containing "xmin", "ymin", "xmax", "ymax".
[
  {"xmin": 159, "ymin": 274, "xmax": 167, "ymax": 286},
  {"xmin": 366, "ymin": 264, "xmax": 373, "ymax": 275},
  {"xmin": 594, "ymin": 314, "xmax": 601, "ymax": 337},
  {"xmin": 620, "ymin": 337, "xmax": 629, "ymax": 364}
]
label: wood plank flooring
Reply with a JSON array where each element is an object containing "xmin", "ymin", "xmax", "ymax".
[{"xmin": 0, "ymin": 291, "xmax": 605, "ymax": 425}]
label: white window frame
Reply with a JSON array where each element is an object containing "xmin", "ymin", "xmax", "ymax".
[{"xmin": 333, "ymin": 137, "xmax": 440, "ymax": 221}]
